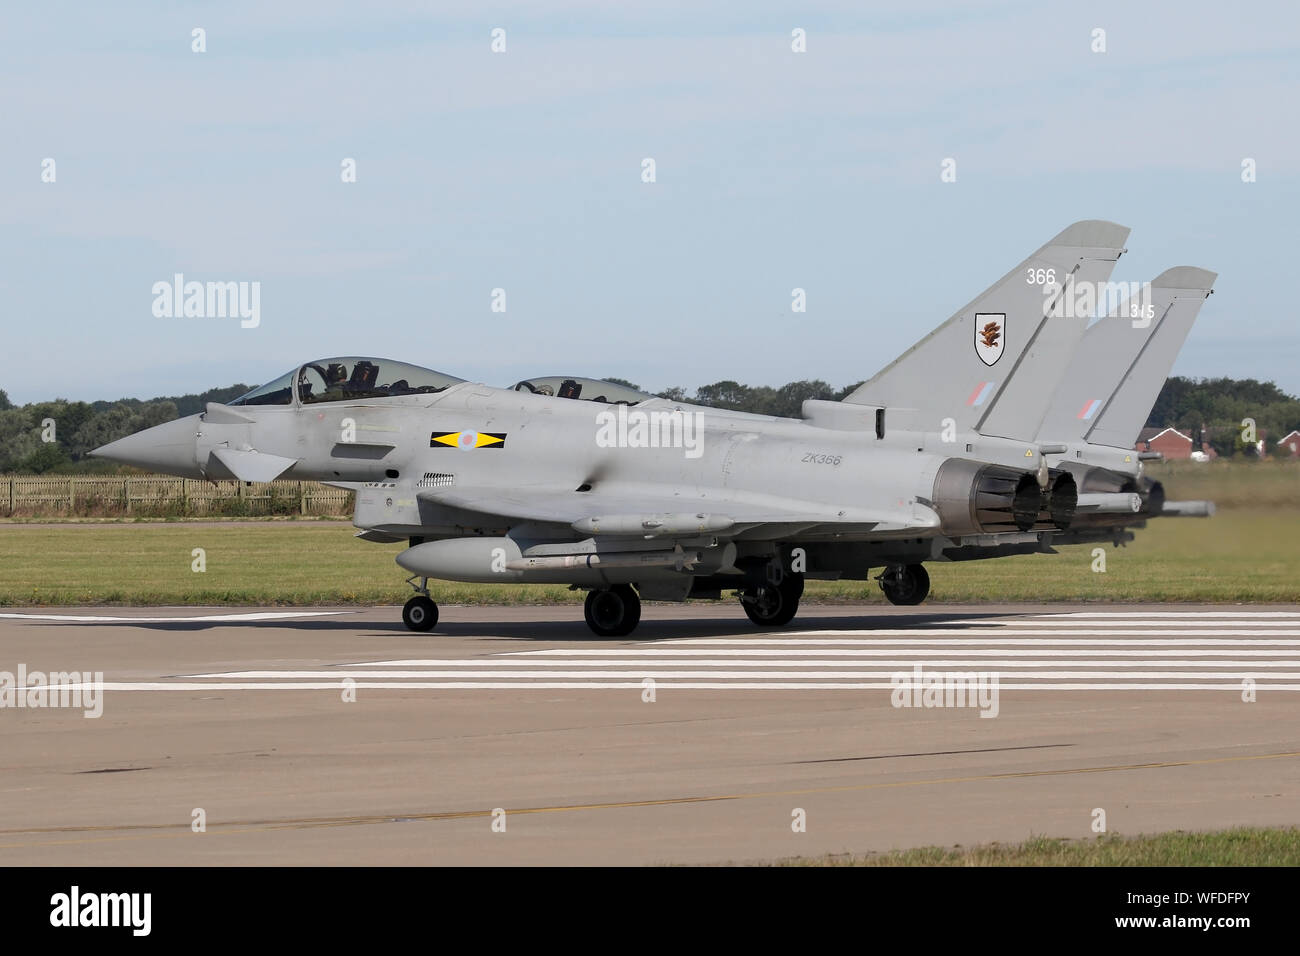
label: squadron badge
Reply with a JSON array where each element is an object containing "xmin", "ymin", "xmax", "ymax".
[{"xmin": 974, "ymin": 313, "xmax": 1006, "ymax": 366}]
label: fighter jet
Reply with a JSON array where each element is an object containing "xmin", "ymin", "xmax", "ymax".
[{"xmin": 93, "ymin": 221, "xmax": 1216, "ymax": 635}]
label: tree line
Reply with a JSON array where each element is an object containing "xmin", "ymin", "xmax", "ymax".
[
  {"xmin": 0, "ymin": 385, "xmax": 251, "ymax": 474},
  {"xmin": 0, "ymin": 375, "xmax": 1296, "ymax": 474}
]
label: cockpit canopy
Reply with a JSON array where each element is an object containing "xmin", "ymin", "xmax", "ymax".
[
  {"xmin": 512, "ymin": 376, "xmax": 649, "ymax": 405},
  {"xmin": 230, "ymin": 357, "xmax": 465, "ymax": 407}
]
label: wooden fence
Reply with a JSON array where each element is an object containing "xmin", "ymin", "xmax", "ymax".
[{"xmin": 2, "ymin": 475, "xmax": 353, "ymax": 517}]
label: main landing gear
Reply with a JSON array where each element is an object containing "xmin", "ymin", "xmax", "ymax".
[
  {"xmin": 402, "ymin": 575, "xmax": 439, "ymax": 632},
  {"xmin": 740, "ymin": 572, "xmax": 805, "ymax": 627},
  {"xmin": 878, "ymin": 563, "xmax": 930, "ymax": 606},
  {"xmin": 583, "ymin": 584, "xmax": 642, "ymax": 637}
]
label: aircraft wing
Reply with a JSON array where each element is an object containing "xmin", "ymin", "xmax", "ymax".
[{"xmin": 417, "ymin": 484, "xmax": 939, "ymax": 537}]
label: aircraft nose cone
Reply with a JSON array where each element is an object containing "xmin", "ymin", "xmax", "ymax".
[{"xmin": 91, "ymin": 414, "xmax": 203, "ymax": 477}]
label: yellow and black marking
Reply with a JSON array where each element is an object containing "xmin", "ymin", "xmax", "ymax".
[{"xmin": 430, "ymin": 431, "xmax": 507, "ymax": 450}]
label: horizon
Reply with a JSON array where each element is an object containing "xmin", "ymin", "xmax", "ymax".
[{"xmin": 4, "ymin": 370, "xmax": 1298, "ymax": 410}]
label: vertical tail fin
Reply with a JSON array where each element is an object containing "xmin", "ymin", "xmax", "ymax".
[
  {"xmin": 1077, "ymin": 267, "xmax": 1217, "ymax": 449},
  {"xmin": 843, "ymin": 221, "xmax": 1130, "ymax": 440}
]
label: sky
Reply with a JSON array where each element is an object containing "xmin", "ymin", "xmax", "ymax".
[{"xmin": 2, "ymin": 1, "xmax": 1298, "ymax": 404}]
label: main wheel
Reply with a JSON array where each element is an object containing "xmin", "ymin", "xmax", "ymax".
[
  {"xmin": 584, "ymin": 584, "xmax": 642, "ymax": 637},
  {"xmin": 741, "ymin": 573, "xmax": 804, "ymax": 627},
  {"xmin": 402, "ymin": 595, "xmax": 439, "ymax": 631},
  {"xmin": 881, "ymin": 564, "xmax": 929, "ymax": 606}
]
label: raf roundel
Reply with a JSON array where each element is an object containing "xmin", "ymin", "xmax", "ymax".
[{"xmin": 430, "ymin": 431, "xmax": 507, "ymax": 450}]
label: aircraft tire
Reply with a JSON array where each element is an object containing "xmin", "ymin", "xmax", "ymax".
[
  {"xmin": 584, "ymin": 585, "xmax": 641, "ymax": 637},
  {"xmin": 881, "ymin": 563, "xmax": 929, "ymax": 606},
  {"xmin": 402, "ymin": 595, "xmax": 439, "ymax": 631},
  {"xmin": 741, "ymin": 573, "xmax": 804, "ymax": 627}
]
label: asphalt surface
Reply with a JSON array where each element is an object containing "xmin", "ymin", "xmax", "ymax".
[{"xmin": 0, "ymin": 602, "xmax": 1297, "ymax": 865}]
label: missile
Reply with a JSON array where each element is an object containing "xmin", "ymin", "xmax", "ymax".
[
  {"xmin": 506, "ymin": 549, "xmax": 701, "ymax": 572},
  {"xmin": 1075, "ymin": 492, "xmax": 1142, "ymax": 514},
  {"xmin": 572, "ymin": 513, "xmax": 734, "ymax": 537}
]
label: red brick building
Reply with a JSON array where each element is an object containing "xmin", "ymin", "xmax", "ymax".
[
  {"xmin": 1280, "ymin": 430, "xmax": 1300, "ymax": 457},
  {"xmin": 1135, "ymin": 426, "xmax": 1196, "ymax": 459}
]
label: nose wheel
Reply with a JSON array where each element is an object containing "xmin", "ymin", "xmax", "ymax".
[
  {"xmin": 878, "ymin": 563, "xmax": 930, "ymax": 606},
  {"xmin": 584, "ymin": 585, "xmax": 641, "ymax": 637},
  {"xmin": 402, "ymin": 595, "xmax": 439, "ymax": 631}
]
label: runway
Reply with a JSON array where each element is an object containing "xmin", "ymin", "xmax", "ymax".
[{"xmin": 1, "ymin": 603, "xmax": 1297, "ymax": 865}]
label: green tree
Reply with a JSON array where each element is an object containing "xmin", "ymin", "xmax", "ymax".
[
  {"xmin": 601, "ymin": 377, "xmax": 641, "ymax": 392},
  {"xmin": 694, "ymin": 381, "xmax": 751, "ymax": 410},
  {"xmin": 19, "ymin": 441, "xmax": 70, "ymax": 473},
  {"xmin": 655, "ymin": 387, "xmax": 689, "ymax": 402},
  {"xmin": 0, "ymin": 408, "xmax": 37, "ymax": 472},
  {"xmin": 769, "ymin": 380, "xmax": 837, "ymax": 418}
]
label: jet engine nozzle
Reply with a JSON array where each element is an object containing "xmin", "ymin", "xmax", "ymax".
[
  {"xmin": 932, "ymin": 459, "xmax": 1077, "ymax": 536},
  {"xmin": 1046, "ymin": 471, "xmax": 1077, "ymax": 530}
]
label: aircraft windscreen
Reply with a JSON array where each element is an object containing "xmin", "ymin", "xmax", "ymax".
[
  {"xmin": 229, "ymin": 370, "xmax": 295, "ymax": 406},
  {"xmin": 512, "ymin": 376, "xmax": 648, "ymax": 404},
  {"xmin": 296, "ymin": 357, "xmax": 464, "ymax": 404}
]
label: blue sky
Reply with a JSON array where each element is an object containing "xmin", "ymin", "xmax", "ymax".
[{"xmin": 3, "ymin": 1, "xmax": 1298, "ymax": 404}]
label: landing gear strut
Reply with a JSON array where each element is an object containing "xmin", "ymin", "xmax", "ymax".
[
  {"xmin": 741, "ymin": 572, "xmax": 804, "ymax": 627},
  {"xmin": 878, "ymin": 563, "xmax": 930, "ymax": 606},
  {"xmin": 584, "ymin": 584, "xmax": 642, "ymax": 637},
  {"xmin": 402, "ymin": 575, "xmax": 439, "ymax": 631}
]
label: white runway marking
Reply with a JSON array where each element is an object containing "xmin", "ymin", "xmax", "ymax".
[
  {"xmin": 190, "ymin": 670, "xmax": 1300, "ymax": 680},
  {"xmin": 516, "ymin": 648, "xmax": 1300, "ymax": 657},
  {"xmin": 40, "ymin": 686, "xmax": 1300, "ymax": 691},
  {"xmin": 636, "ymin": 638, "xmax": 1300, "ymax": 646},
  {"xmin": 0, "ymin": 611, "xmax": 351, "ymax": 623},
  {"xmin": 25, "ymin": 609, "xmax": 1300, "ymax": 693},
  {"xmin": 730, "ymin": 629, "xmax": 1300, "ymax": 637},
  {"xmin": 44, "ymin": 682, "xmax": 1300, "ymax": 691},
  {"xmin": 1046, "ymin": 611, "xmax": 1300, "ymax": 618}
]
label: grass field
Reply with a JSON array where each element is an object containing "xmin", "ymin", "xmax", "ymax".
[
  {"xmin": 771, "ymin": 826, "xmax": 1300, "ymax": 866},
  {"xmin": 0, "ymin": 506, "xmax": 1296, "ymax": 606},
  {"xmin": 1145, "ymin": 458, "xmax": 1297, "ymax": 510}
]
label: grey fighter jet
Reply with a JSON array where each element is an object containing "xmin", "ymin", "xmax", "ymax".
[{"xmin": 93, "ymin": 221, "xmax": 1216, "ymax": 635}]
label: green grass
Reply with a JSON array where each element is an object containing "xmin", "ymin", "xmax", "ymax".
[
  {"xmin": 822, "ymin": 508, "xmax": 1300, "ymax": 603},
  {"xmin": 1145, "ymin": 458, "xmax": 1299, "ymax": 510},
  {"xmin": 0, "ymin": 507, "xmax": 1296, "ymax": 605},
  {"xmin": 770, "ymin": 826, "xmax": 1300, "ymax": 866},
  {"xmin": 0, "ymin": 523, "xmax": 575, "ymax": 607}
]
